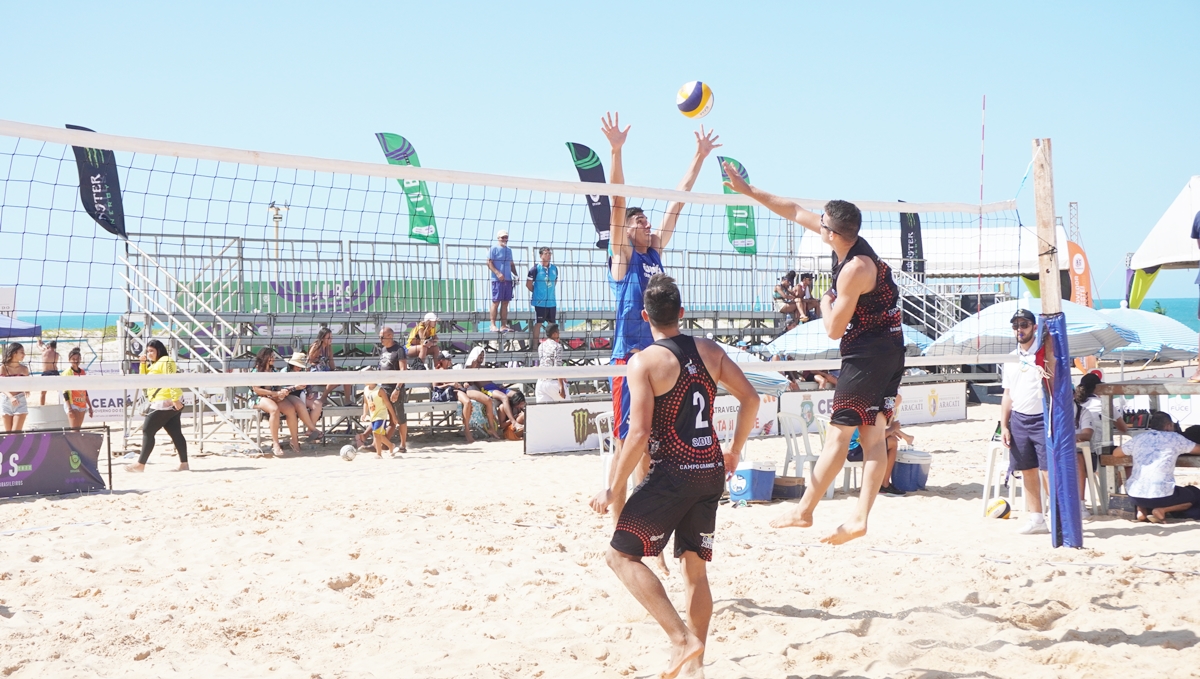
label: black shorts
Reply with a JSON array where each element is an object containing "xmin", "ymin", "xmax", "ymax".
[
  {"xmin": 1131, "ymin": 486, "xmax": 1200, "ymax": 519},
  {"xmin": 831, "ymin": 346, "xmax": 905, "ymax": 427},
  {"xmin": 612, "ymin": 489, "xmax": 720, "ymax": 562},
  {"xmin": 534, "ymin": 305, "xmax": 557, "ymax": 324},
  {"xmin": 1008, "ymin": 410, "xmax": 1046, "ymax": 471},
  {"xmin": 382, "ymin": 385, "xmax": 407, "ymax": 417}
]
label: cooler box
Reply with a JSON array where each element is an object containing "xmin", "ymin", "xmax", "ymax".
[
  {"xmin": 892, "ymin": 449, "xmax": 931, "ymax": 492},
  {"xmin": 729, "ymin": 460, "xmax": 776, "ymax": 502}
]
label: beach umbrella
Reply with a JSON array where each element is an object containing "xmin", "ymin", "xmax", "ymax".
[
  {"xmin": 1097, "ymin": 306, "xmax": 1198, "ymax": 362},
  {"xmin": 924, "ymin": 299, "xmax": 1132, "ymax": 357},
  {"xmin": 0, "ymin": 316, "xmax": 41, "ymax": 339},
  {"xmin": 716, "ymin": 342, "xmax": 790, "ymax": 395},
  {"xmin": 763, "ymin": 321, "xmax": 933, "ymax": 360}
]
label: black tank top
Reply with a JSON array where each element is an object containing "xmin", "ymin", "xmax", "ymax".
[
  {"xmin": 644, "ymin": 334, "xmax": 725, "ymax": 495},
  {"xmin": 831, "ymin": 237, "xmax": 904, "ymax": 357}
]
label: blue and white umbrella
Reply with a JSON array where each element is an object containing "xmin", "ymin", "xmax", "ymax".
[
  {"xmin": 717, "ymin": 343, "xmax": 790, "ymax": 395},
  {"xmin": 1098, "ymin": 306, "xmax": 1198, "ymax": 362},
  {"xmin": 763, "ymin": 321, "xmax": 933, "ymax": 360},
  {"xmin": 923, "ymin": 299, "xmax": 1133, "ymax": 357}
]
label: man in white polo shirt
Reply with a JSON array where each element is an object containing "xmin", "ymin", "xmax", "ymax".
[{"xmin": 1000, "ymin": 308, "xmax": 1050, "ymax": 534}]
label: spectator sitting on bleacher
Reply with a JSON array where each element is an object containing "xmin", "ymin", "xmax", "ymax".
[
  {"xmin": 431, "ymin": 355, "xmax": 499, "ymax": 443},
  {"xmin": 795, "ymin": 272, "xmax": 821, "ymax": 320},
  {"xmin": 535, "ymin": 323, "xmax": 570, "ymax": 403},
  {"xmin": 465, "ymin": 347, "xmax": 517, "ymax": 429},
  {"xmin": 773, "ymin": 271, "xmax": 800, "ymax": 329},
  {"xmin": 502, "ymin": 389, "xmax": 527, "ymax": 440},
  {"xmin": 406, "ymin": 313, "xmax": 441, "ymax": 368},
  {"xmin": 308, "ymin": 328, "xmax": 353, "ymax": 407},
  {"xmin": 284, "ymin": 351, "xmax": 323, "ymax": 429},
  {"xmin": 252, "ymin": 348, "xmax": 321, "ymax": 457},
  {"xmin": 1112, "ymin": 411, "xmax": 1200, "ymax": 523},
  {"xmin": 377, "ymin": 326, "xmax": 409, "ymax": 452}
]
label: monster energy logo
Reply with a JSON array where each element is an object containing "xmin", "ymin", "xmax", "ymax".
[
  {"xmin": 571, "ymin": 408, "xmax": 599, "ymax": 445},
  {"xmin": 69, "ymin": 451, "xmax": 81, "ymax": 471},
  {"xmin": 569, "ymin": 144, "xmax": 602, "ymax": 170},
  {"xmin": 86, "ymin": 148, "xmax": 107, "ymax": 165}
]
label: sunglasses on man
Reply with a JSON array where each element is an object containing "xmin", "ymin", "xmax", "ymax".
[{"xmin": 1011, "ymin": 321, "xmax": 1034, "ymax": 330}]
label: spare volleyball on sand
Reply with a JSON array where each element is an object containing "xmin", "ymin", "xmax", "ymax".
[
  {"xmin": 986, "ymin": 498, "xmax": 1011, "ymax": 519},
  {"xmin": 676, "ymin": 81, "xmax": 714, "ymax": 119},
  {"xmin": 340, "ymin": 444, "xmax": 357, "ymax": 461}
]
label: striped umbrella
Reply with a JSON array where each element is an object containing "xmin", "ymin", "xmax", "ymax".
[
  {"xmin": 1097, "ymin": 306, "xmax": 1198, "ymax": 362},
  {"xmin": 763, "ymin": 321, "xmax": 933, "ymax": 360},
  {"xmin": 923, "ymin": 299, "xmax": 1133, "ymax": 358},
  {"xmin": 716, "ymin": 343, "xmax": 790, "ymax": 395}
]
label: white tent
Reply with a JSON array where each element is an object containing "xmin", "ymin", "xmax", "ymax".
[
  {"xmin": 795, "ymin": 225, "xmax": 1069, "ymax": 277},
  {"xmin": 1129, "ymin": 176, "xmax": 1200, "ymax": 271}
]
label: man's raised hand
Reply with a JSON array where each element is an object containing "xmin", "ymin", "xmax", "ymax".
[
  {"xmin": 722, "ymin": 160, "xmax": 750, "ymax": 194},
  {"xmin": 695, "ymin": 125, "xmax": 722, "ymax": 157},
  {"xmin": 601, "ymin": 112, "xmax": 630, "ymax": 150}
]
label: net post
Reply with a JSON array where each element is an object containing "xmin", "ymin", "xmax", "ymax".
[{"xmin": 1034, "ymin": 137, "xmax": 1082, "ymax": 548}]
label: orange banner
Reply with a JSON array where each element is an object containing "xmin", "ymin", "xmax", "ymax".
[{"xmin": 1066, "ymin": 241, "xmax": 1093, "ymax": 308}]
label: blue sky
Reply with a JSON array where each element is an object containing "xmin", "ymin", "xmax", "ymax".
[{"xmin": 2, "ymin": 1, "xmax": 1197, "ymax": 299}]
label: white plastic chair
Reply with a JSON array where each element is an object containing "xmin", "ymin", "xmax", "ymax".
[
  {"xmin": 777, "ymin": 412, "xmax": 834, "ymax": 499},
  {"xmin": 1079, "ymin": 440, "xmax": 1103, "ymax": 515},
  {"xmin": 982, "ymin": 441, "xmax": 1022, "ymax": 516}
]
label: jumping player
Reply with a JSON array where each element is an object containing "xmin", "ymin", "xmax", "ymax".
[
  {"xmin": 600, "ymin": 112, "xmax": 720, "ymax": 536},
  {"xmin": 724, "ymin": 165, "xmax": 905, "ymax": 545},
  {"xmin": 591, "ymin": 274, "xmax": 759, "ymax": 679}
]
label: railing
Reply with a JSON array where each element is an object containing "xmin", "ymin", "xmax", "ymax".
[{"xmin": 890, "ymin": 267, "xmax": 971, "ymax": 337}]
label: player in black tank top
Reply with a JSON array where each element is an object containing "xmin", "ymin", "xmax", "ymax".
[{"xmin": 590, "ymin": 273, "xmax": 761, "ymax": 679}]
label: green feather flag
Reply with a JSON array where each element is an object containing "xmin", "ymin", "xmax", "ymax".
[{"xmin": 375, "ymin": 132, "xmax": 439, "ymax": 244}]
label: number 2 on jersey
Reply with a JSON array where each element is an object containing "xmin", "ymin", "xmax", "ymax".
[{"xmin": 693, "ymin": 391, "xmax": 709, "ymax": 430}]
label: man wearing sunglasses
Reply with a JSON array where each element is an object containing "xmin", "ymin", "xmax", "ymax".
[
  {"xmin": 722, "ymin": 168, "xmax": 904, "ymax": 545},
  {"xmin": 1001, "ymin": 308, "xmax": 1051, "ymax": 534}
]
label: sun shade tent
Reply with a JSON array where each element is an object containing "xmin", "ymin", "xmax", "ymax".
[
  {"xmin": 923, "ymin": 299, "xmax": 1132, "ymax": 358},
  {"xmin": 715, "ymin": 342, "xmax": 790, "ymax": 396},
  {"xmin": 1098, "ymin": 306, "xmax": 1198, "ymax": 362},
  {"xmin": 1127, "ymin": 176, "xmax": 1200, "ymax": 308},
  {"xmin": 764, "ymin": 322, "xmax": 933, "ymax": 360},
  {"xmin": 0, "ymin": 316, "xmax": 41, "ymax": 339}
]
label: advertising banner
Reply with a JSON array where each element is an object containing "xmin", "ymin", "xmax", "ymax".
[
  {"xmin": 66, "ymin": 124, "xmax": 127, "ymax": 239},
  {"xmin": 565, "ymin": 143, "xmax": 611, "ymax": 250},
  {"xmin": 0, "ymin": 430, "xmax": 105, "ymax": 498},
  {"xmin": 779, "ymin": 382, "xmax": 968, "ymax": 431}
]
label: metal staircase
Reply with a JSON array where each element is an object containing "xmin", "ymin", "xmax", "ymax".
[{"xmin": 889, "ymin": 268, "xmax": 971, "ymax": 339}]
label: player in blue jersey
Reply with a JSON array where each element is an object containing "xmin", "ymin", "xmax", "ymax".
[{"xmin": 600, "ymin": 112, "xmax": 721, "ymax": 558}]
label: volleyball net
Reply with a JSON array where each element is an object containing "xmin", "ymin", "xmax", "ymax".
[{"xmin": 0, "ymin": 118, "xmax": 1030, "ymax": 398}]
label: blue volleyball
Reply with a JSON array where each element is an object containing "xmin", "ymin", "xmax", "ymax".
[{"xmin": 676, "ymin": 81, "xmax": 714, "ymax": 119}]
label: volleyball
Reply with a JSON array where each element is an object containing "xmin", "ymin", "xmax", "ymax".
[
  {"xmin": 340, "ymin": 445, "xmax": 357, "ymax": 461},
  {"xmin": 986, "ymin": 498, "xmax": 1012, "ymax": 519},
  {"xmin": 676, "ymin": 81, "xmax": 714, "ymax": 119}
]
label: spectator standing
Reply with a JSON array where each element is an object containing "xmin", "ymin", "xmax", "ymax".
[
  {"xmin": 378, "ymin": 326, "xmax": 409, "ymax": 452},
  {"xmin": 1000, "ymin": 309, "xmax": 1050, "ymax": 534},
  {"xmin": 1, "ymin": 343, "xmax": 30, "ymax": 432},
  {"xmin": 1114, "ymin": 411, "xmax": 1200, "ymax": 522},
  {"xmin": 127, "ymin": 339, "xmax": 188, "ymax": 472},
  {"xmin": 308, "ymin": 328, "xmax": 353, "ymax": 407},
  {"xmin": 535, "ymin": 323, "xmax": 570, "ymax": 403},
  {"xmin": 526, "ymin": 247, "xmax": 559, "ymax": 345},
  {"xmin": 487, "ymin": 231, "xmax": 518, "ymax": 332},
  {"xmin": 36, "ymin": 338, "xmax": 59, "ymax": 405},
  {"xmin": 62, "ymin": 347, "xmax": 93, "ymax": 429},
  {"xmin": 406, "ymin": 313, "xmax": 441, "ymax": 367}
]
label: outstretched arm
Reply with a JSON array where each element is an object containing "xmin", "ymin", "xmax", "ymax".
[
  {"xmin": 722, "ymin": 161, "xmax": 821, "ymax": 233},
  {"xmin": 655, "ymin": 126, "xmax": 721, "ymax": 250},
  {"xmin": 602, "ymin": 112, "xmax": 631, "ymax": 280}
]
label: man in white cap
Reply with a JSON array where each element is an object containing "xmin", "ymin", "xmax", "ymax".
[
  {"xmin": 407, "ymin": 312, "xmax": 441, "ymax": 367},
  {"xmin": 487, "ymin": 231, "xmax": 518, "ymax": 332}
]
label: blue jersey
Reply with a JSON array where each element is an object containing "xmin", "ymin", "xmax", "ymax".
[
  {"xmin": 488, "ymin": 245, "xmax": 513, "ymax": 280},
  {"xmin": 527, "ymin": 264, "xmax": 559, "ymax": 307},
  {"xmin": 609, "ymin": 246, "xmax": 664, "ymax": 360}
]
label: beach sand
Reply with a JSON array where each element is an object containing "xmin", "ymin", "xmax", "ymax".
[{"xmin": 3, "ymin": 403, "xmax": 1200, "ymax": 678}]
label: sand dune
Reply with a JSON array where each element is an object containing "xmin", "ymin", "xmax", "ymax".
[{"xmin": 3, "ymin": 403, "xmax": 1200, "ymax": 678}]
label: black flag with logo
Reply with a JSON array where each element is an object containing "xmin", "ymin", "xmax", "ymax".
[
  {"xmin": 898, "ymin": 205, "xmax": 923, "ymax": 275},
  {"xmin": 565, "ymin": 142, "xmax": 610, "ymax": 250},
  {"xmin": 67, "ymin": 124, "xmax": 126, "ymax": 239}
]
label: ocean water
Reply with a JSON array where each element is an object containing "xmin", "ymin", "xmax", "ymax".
[
  {"xmin": 1096, "ymin": 298, "xmax": 1199, "ymax": 332},
  {"xmin": 17, "ymin": 314, "xmax": 121, "ymax": 330}
]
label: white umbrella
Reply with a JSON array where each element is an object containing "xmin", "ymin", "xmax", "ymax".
[
  {"xmin": 716, "ymin": 342, "xmax": 790, "ymax": 395},
  {"xmin": 923, "ymin": 299, "xmax": 1133, "ymax": 358},
  {"xmin": 1098, "ymin": 305, "xmax": 1198, "ymax": 362},
  {"xmin": 763, "ymin": 321, "xmax": 933, "ymax": 360}
]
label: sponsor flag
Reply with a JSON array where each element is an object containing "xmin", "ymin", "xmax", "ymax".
[
  {"xmin": 898, "ymin": 208, "xmax": 925, "ymax": 274},
  {"xmin": 716, "ymin": 156, "xmax": 756, "ymax": 254},
  {"xmin": 66, "ymin": 125, "xmax": 126, "ymax": 239},
  {"xmin": 565, "ymin": 143, "xmax": 610, "ymax": 250},
  {"xmin": 1066, "ymin": 241, "xmax": 1098, "ymax": 372},
  {"xmin": 375, "ymin": 133, "xmax": 439, "ymax": 244}
]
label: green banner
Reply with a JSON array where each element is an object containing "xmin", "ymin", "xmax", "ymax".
[
  {"xmin": 179, "ymin": 279, "xmax": 476, "ymax": 314},
  {"xmin": 716, "ymin": 156, "xmax": 757, "ymax": 255},
  {"xmin": 375, "ymin": 133, "xmax": 439, "ymax": 244}
]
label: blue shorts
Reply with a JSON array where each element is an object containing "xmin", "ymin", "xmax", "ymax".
[
  {"xmin": 370, "ymin": 419, "xmax": 387, "ymax": 432},
  {"xmin": 611, "ymin": 357, "xmax": 631, "ymax": 440},
  {"xmin": 491, "ymin": 280, "xmax": 514, "ymax": 302},
  {"xmin": 1008, "ymin": 410, "xmax": 1046, "ymax": 472}
]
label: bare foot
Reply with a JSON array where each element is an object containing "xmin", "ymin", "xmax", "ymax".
[
  {"xmin": 653, "ymin": 552, "xmax": 670, "ymax": 577},
  {"xmin": 681, "ymin": 652, "xmax": 706, "ymax": 678},
  {"xmin": 821, "ymin": 520, "xmax": 867, "ymax": 545},
  {"xmin": 464, "ymin": 430, "xmax": 475, "ymax": 444},
  {"xmin": 661, "ymin": 634, "xmax": 704, "ymax": 679},
  {"xmin": 769, "ymin": 506, "xmax": 813, "ymax": 529},
  {"xmin": 1149, "ymin": 509, "xmax": 1167, "ymax": 524},
  {"xmin": 1136, "ymin": 511, "xmax": 1148, "ymax": 522},
  {"xmin": 171, "ymin": 463, "xmax": 190, "ymax": 472},
  {"xmin": 125, "ymin": 463, "xmax": 145, "ymax": 473},
  {"xmin": 272, "ymin": 443, "xmax": 285, "ymax": 458}
]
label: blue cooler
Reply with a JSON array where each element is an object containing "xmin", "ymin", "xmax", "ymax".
[
  {"xmin": 892, "ymin": 450, "xmax": 931, "ymax": 492},
  {"xmin": 729, "ymin": 461, "xmax": 776, "ymax": 502}
]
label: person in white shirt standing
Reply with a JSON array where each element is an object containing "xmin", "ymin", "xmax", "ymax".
[
  {"xmin": 535, "ymin": 323, "xmax": 570, "ymax": 403},
  {"xmin": 1114, "ymin": 411, "xmax": 1200, "ymax": 522},
  {"xmin": 1000, "ymin": 309, "xmax": 1050, "ymax": 534}
]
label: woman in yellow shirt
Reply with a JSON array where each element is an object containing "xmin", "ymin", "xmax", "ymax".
[{"xmin": 127, "ymin": 339, "xmax": 188, "ymax": 473}]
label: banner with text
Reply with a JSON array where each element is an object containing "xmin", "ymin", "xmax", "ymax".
[
  {"xmin": 0, "ymin": 430, "xmax": 105, "ymax": 499},
  {"xmin": 779, "ymin": 383, "xmax": 968, "ymax": 432}
]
